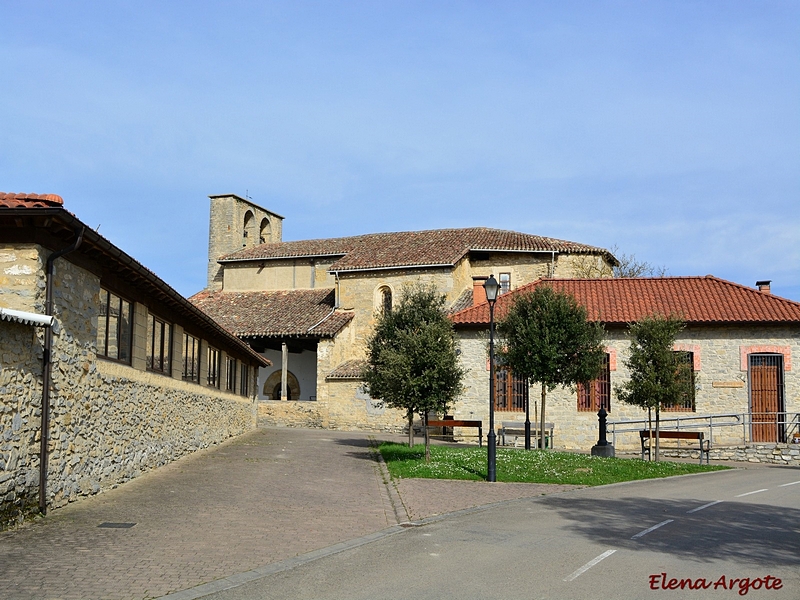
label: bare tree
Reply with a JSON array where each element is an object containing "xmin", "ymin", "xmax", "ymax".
[{"xmin": 572, "ymin": 245, "xmax": 668, "ymax": 279}]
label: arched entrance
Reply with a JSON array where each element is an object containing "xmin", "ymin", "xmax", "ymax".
[{"xmin": 263, "ymin": 370, "xmax": 301, "ymax": 400}]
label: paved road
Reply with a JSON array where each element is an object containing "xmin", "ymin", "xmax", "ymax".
[
  {"xmin": 0, "ymin": 427, "xmax": 573, "ymax": 600},
  {"xmin": 202, "ymin": 467, "xmax": 800, "ymax": 600}
]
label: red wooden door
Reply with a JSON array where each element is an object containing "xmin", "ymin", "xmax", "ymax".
[{"xmin": 749, "ymin": 355, "xmax": 784, "ymax": 443}]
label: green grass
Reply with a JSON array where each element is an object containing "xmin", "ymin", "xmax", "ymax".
[{"xmin": 379, "ymin": 442, "xmax": 727, "ymax": 486}]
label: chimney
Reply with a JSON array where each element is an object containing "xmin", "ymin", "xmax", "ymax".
[
  {"xmin": 756, "ymin": 280, "xmax": 771, "ymax": 294},
  {"xmin": 472, "ymin": 276, "xmax": 489, "ymax": 306}
]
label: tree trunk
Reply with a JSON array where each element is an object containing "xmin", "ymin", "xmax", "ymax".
[
  {"xmin": 424, "ymin": 412, "xmax": 431, "ymax": 463},
  {"xmin": 540, "ymin": 387, "xmax": 547, "ymax": 450},
  {"xmin": 655, "ymin": 404, "xmax": 661, "ymax": 462},
  {"xmin": 407, "ymin": 409, "xmax": 414, "ymax": 448},
  {"xmin": 648, "ymin": 406, "xmax": 653, "ymax": 462}
]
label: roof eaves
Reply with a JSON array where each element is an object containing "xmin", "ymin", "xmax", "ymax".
[
  {"xmin": 1, "ymin": 207, "xmax": 269, "ymax": 367},
  {"xmin": 329, "ymin": 262, "xmax": 455, "ymax": 274},
  {"xmin": 220, "ymin": 252, "xmax": 347, "ymax": 264}
]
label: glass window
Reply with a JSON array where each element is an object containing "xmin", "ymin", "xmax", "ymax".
[
  {"xmin": 240, "ymin": 363, "xmax": 249, "ymax": 397},
  {"xmin": 146, "ymin": 313, "xmax": 171, "ymax": 374},
  {"xmin": 226, "ymin": 356, "xmax": 237, "ymax": 392},
  {"xmin": 499, "ymin": 273, "xmax": 511, "ymax": 295},
  {"xmin": 97, "ymin": 288, "xmax": 132, "ymax": 363},
  {"xmin": 182, "ymin": 333, "xmax": 200, "ymax": 382},
  {"xmin": 578, "ymin": 353, "xmax": 611, "ymax": 412},
  {"xmin": 207, "ymin": 346, "xmax": 221, "ymax": 388}
]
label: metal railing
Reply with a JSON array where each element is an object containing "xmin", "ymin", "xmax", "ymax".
[{"xmin": 608, "ymin": 412, "xmax": 800, "ymax": 448}]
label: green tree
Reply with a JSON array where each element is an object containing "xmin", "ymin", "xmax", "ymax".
[
  {"xmin": 498, "ymin": 286, "xmax": 606, "ymax": 451},
  {"xmin": 615, "ymin": 314, "xmax": 694, "ymax": 461},
  {"xmin": 362, "ymin": 284, "xmax": 464, "ymax": 461}
]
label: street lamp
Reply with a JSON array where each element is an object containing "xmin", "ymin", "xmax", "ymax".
[{"xmin": 484, "ymin": 274, "xmax": 499, "ymax": 482}]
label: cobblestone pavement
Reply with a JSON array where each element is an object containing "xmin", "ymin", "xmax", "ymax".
[{"xmin": 0, "ymin": 428, "xmax": 583, "ymax": 600}]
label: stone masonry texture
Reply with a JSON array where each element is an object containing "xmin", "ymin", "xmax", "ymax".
[{"xmin": 1, "ymin": 244, "xmax": 256, "ymax": 529}]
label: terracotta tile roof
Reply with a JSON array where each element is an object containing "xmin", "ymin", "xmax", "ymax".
[
  {"xmin": 450, "ymin": 276, "xmax": 800, "ymax": 326},
  {"xmin": 0, "ymin": 192, "xmax": 64, "ymax": 208},
  {"xmin": 326, "ymin": 359, "xmax": 367, "ymax": 380},
  {"xmin": 189, "ymin": 288, "xmax": 354, "ymax": 338},
  {"xmin": 219, "ymin": 227, "xmax": 614, "ymax": 272}
]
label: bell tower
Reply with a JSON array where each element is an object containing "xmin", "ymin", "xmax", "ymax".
[{"xmin": 207, "ymin": 194, "xmax": 284, "ymax": 290}]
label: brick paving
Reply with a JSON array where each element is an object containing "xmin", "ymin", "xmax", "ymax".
[{"xmin": 0, "ymin": 428, "xmax": 578, "ymax": 600}]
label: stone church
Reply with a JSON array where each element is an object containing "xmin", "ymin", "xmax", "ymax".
[{"xmin": 191, "ymin": 193, "xmax": 617, "ymax": 432}]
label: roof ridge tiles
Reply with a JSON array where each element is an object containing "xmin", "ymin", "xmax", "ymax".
[{"xmin": 451, "ymin": 276, "xmax": 800, "ymax": 326}]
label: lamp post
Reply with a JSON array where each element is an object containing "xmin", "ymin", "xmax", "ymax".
[{"xmin": 484, "ymin": 274, "xmax": 499, "ymax": 482}]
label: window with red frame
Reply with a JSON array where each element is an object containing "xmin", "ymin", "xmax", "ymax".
[
  {"xmin": 577, "ymin": 353, "xmax": 611, "ymax": 412},
  {"xmin": 494, "ymin": 367, "xmax": 528, "ymax": 412}
]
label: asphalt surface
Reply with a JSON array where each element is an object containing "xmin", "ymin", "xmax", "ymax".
[
  {"xmin": 201, "ymin": 467, "xmax": 800, "ymax": 600},
  {"xmin": 0, "ymin": 427, "xmax": 578, "ymax": 600}
]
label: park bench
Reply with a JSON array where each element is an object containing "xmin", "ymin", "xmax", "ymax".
[
  {"xmin": 498, "ymin": 421, "xmax": 554, "ymax": 448},
  {"xmin": 640, "ymin": 430, "xmax": 710, "ymax": 464},
  {"xmin": 426, "ymin": 419, "xmax": 483, "ymax": 447}
]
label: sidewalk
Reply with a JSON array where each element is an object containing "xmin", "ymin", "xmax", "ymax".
[{"xmin": 0, "ymin": 427, "xmax": 574, "ymax": 600}]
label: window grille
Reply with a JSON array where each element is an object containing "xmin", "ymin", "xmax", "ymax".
[
  {"xmin": 494, "ymin": 367, "xmax": 528, "ymax": 412},
  {"xmin": 663, "ymin": 351, "xmax": 695, "ymax": 412},
  {"xmin": 577, "ymin": 353, "xmax": 611, "ymax": 412}
]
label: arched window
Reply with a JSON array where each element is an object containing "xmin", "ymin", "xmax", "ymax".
[
  {"xmin": 380, "ymin": 286, "xmax": 392, "ymax": 314},
  {"xmin": 259, "ymin": 217, "xmax": 271, "ymax": 244},
  {"xmin": 242, "ymin": 211, "xmax": 254, "ymax": 247}
]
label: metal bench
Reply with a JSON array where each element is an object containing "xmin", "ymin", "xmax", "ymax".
[
  {"xmin": 640, "ymin": 430, "xmax": 710, "ymax": 464},
  {"xmin": 498, "ymin": 421, "xmax": 554, "ymax": 448},
  {"xmin": 427, "ymin": 419, "xmax": 483, "ymax": 447}
]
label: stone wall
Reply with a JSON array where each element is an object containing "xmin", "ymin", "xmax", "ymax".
[
  {"xmin": 456, "ymin": 325, "xmax": 799, "ymax": 452},
  {"xmin": 1, "ymin": 246, "xmax": 256, "ymax": 529},
  {"xmin": 207, "ymin": 194, "xmax": 283, "ymax": 290}
]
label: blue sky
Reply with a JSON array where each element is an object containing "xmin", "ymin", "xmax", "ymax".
[{"xmin": 3, "ymin": 1, "xmax": 799, "ymax": 299}]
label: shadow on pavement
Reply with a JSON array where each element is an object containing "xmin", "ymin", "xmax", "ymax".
[{"xmin": 539, "ymin": 495, "xmax": 800, "ymax": 567}]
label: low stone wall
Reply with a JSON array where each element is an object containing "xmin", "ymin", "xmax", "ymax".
[
  {"xmin": 617, "ymin": 443, "xmax": 800, "ymax": 465},
  {"xmin": 258, "ymin": 400, "xmax": 327, "ymax": 429}
]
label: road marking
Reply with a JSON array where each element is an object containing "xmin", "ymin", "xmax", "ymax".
[
  {"xmin": 563, "ymin": 549, "xmax": 617, "ymax": 582},
  {"xmin": 631, "ymin": 519, "xmax": 674, "ymax": 539},
  {"xmin": 687, "ymin": 500, "xmax": 722, "ymax": 513},
  {"xmin": 779, "ymin": 481, "xmax": 800, "ymax": 487},
  {"xmin": 736, "ymin": 489, "xmax": 768, "ymax": 497}
]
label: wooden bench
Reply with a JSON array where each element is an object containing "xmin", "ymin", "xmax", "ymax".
[
  {"xmin": 427, "ymin": 420, "xmax": 483, "ymax": 447},
  {"xmin": 640, "ymin": 430, "xmax": 710, "ymax": 464},
  {"xmin": 498, "ymin": 421, "xmax": 554, "ymax": 448}
]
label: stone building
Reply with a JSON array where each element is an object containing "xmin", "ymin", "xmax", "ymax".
[
  {"xmin": 193, "ymin": 194, "xmax": 617, "ymax": 431},
  {"xmin": 451, "ymin": 276, "xmax": 800, "ymax": 458},
  {"xmin": 0, "ymin": 192, "xmax": 269, "ymax": 527}
]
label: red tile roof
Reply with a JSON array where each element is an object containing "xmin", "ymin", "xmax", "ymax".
[
  {"xmin": 189, "ymin": 288, "xmax": 354, "ymax": 338},
  {"xmin": 326, "ymin": 359, "xmax": 367, "ymax": 380},
  {"xmin": 450, "ymin": 276, "xmax": 800, "ymax": 326},
  {"xmin": 219, "ymin": 227, "xmax": 615, "ymax": 272},
  {"xmin": 0, "ymin": 192, "xmax": 64, "ymax": 208}
]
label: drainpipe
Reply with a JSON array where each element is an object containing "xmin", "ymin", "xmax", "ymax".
[{"xmin": 39, "ymin": 227, "xmax": 84, "ymax": 515}]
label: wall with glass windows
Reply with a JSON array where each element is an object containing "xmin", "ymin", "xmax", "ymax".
[{"xmin": 1, "ymin": 242, "xmax": 260, "ymax": 526}]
